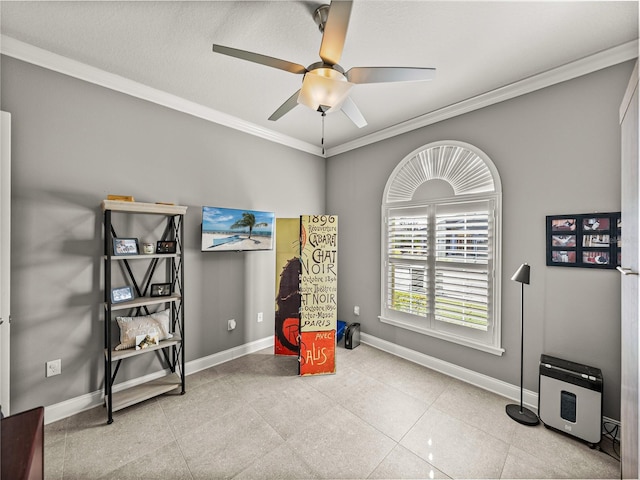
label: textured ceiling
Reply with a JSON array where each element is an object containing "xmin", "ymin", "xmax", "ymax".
[{"xmin": 1, "ymin": 1, "xmax": 638, "ymax": 152}]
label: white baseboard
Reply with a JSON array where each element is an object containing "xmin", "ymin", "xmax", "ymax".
[
  {"xmin": 44, "ymin": 336, "xmax": 274, "ymax": 425},
  {"xmin": 360, "ymin": 332, "xmax": 538, "ymax": 411},
  {"xmin": 184, "ymin": 335, "xmax": 274, "ymax": 375},
  {"xmin": 45, "ymin": 332, "xmax": 620, "ymax": 440}
]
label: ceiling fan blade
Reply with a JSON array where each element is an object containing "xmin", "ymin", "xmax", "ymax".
[
  {"xmin": 212, "ymin": 44, "xmax": 307, "ymax": 75},
  {"xmin": 319, "ymin": 0, "xmax": 353, "ymax": 65},
  {"xmin": 268, "ymin": 89, "xmax": 301, "ymax": 121},
  {"xmin": 346, "ymin": 67, "xmax": 436, "ymax": 84},
  {"xmin": 339, "ymin": 96, "xmax": 367, "ymax": 128}
]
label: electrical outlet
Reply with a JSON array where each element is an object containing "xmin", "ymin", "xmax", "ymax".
[
  {"xmin": 227, "ymin": 319, "xmax": 236, "ymax": 331},
  {"xmin": 46, "ymin": 359, "xmax": 61, "ymax": 377},
  {"xmin": 354, "ymin": 305, "xmax": 360, "ymax": 316},
  {"xmin": 257, "ymin": 312, "xmax": 263, "ymax": 322}
]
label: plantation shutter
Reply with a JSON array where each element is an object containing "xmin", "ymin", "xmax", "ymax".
[
  {"xmin": 386, "ymin": 210, "xmax": 429, "ymax": 317},
  {"xmin": 381, "ymin": 141, "xmax": 503, "ymax": 354},
  {"xmin": 434, "ymin": 201, "xmax": 491, "ymax": 330}
]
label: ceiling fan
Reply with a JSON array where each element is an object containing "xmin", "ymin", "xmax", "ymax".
[{"xmin": 212, "ymin": 0, "xmax": 436, "ymax": 129}]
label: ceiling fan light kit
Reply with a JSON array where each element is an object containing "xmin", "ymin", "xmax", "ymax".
[
  {"xmin": 211, "ymin": 0, "xmax": 435, "ymax": 139},
  {"xmin": 298, "ymin": 67, "xmax": 353, "ymax": 112}
]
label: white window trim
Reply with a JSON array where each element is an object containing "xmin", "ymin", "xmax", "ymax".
[{"xmin": 380, "ymin": 141, "xmax": 504, "ymax": 356}]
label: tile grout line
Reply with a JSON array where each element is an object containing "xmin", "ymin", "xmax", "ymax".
[{"xmin": 156, "ymin": 394, "xmax": 196, "ymax": 480}]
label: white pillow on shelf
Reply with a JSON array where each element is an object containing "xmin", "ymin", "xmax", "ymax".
[{"xmin": 115, "ymin": 309, "xmax": 173, "ymax": 350}]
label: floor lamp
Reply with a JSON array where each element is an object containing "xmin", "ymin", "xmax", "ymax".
[{"xmin": 506, "ymin": 263, "xmax": 539, "ymax": 426}]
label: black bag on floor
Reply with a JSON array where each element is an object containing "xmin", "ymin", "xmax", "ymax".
[{"xmin": 345, "ymin": 322, "xmax": 360, "ymax": 349}]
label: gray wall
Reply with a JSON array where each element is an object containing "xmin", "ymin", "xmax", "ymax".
[
  {"xmin": 327, "ymin": 61, "xmax": 635, "ymax": 420},
  {"xmin": 2, "ymin": 52, "xmax": 633, "ymax": 421},
  {"xmin": 1, "ymin": 56, "xmax": 325, "ymax": 413}
]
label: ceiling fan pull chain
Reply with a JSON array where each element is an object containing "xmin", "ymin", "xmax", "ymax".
[{"xmin": 321, "ymin": 111, "xmax": 326, "ymax": 155}]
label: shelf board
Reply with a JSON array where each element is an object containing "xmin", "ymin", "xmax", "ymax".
[
  {"xmin": 110, "ymin": 374, "xmax": 182, "ymax": 412},
  {"xmin": 106, "ymin": 294, "xmax": 181, "ymax": 311},
  {"xmin": 106, "ymin": 253, "xmax": 180, "ymax": 261},
  {"xmin": 102, "ymin": 200, "xmax": 188, "ymax": 216},
  {"xmin": 106, "ymin": 337, "xmax": 182, "ymax": 361}
]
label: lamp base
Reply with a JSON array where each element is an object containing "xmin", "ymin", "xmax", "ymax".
[{"xmin": 506, "ymin": 403, "xmax": 539, "ymax": 426}]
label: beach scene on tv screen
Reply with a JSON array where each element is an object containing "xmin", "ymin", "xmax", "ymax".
[{"xmin": 202, "ymin": 206, "xmax": 274, "ymax": 251}]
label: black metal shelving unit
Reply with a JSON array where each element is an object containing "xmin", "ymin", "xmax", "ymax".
[{"xmin": 102, "ymin": 200, "xmax": 186, "ymax": 424}]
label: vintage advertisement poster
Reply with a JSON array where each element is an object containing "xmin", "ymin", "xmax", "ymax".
[
  {"xmin": 274, "ymin": 218, "xmax": 300, "ymax": 356},
  {"xmin": 299, "ymin": 215, "xmax": 338, "ymax": 375}
]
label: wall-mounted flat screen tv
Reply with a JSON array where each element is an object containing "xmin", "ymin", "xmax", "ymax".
[{"xmin": 201, "ymin": 206, "xmax": 275, "ymax": 252}]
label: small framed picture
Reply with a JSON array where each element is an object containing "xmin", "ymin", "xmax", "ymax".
[
  {"xmin": 113, "ymin": 238, "xmax": 139, "ymax": 256},
  {"xmin": 156, "ymin": 240, "xmax": 177, "ymax": 254},
  {"xmin": 111, "ymin": 285, "xmax": 134, "ymax": 303},
  {"xmin": 150, "ymin": 282, "xmax": 171, "ymax": 297}
]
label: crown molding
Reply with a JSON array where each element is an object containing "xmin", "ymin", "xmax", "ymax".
[
  {"xmin": 326, "ymin": 39, "xmax": 639, "ymax": 157},
  {"xmin": 1, "ymin": 35, "xmax": 636, "ymax": 159},
  {"xmin": 0, "ymin": 35, "xmax": 323, "ymax": 157}
]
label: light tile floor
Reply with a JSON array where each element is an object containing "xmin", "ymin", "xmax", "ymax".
[{"xmin": 44, "ymin": 344, "xmax": 620, "ymax": 479}]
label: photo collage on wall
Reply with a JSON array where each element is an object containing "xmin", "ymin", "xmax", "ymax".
[{"xmin": 546, "ymin": 212, "xmax": 621, "ymax": 269}]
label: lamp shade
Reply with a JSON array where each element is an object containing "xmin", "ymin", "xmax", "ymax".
[
  {"xmin": 511, "ymin": 263, "xmax": 530, "ymax": 285},
  {"xmin": 298, "ymin": 68, "xmax": 353, "ymax": 111}
]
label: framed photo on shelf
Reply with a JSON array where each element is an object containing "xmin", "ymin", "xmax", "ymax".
[
  {"xmin": 113, "ymin": 238, "xmax": 139, "ymax": 256},
  {"xmin": 150, "ymin": 282, "xmax": 172, "ymax": 297},
  {"xmin": 111, "ymin": 285, "xmax": 134, "ymax": 303},
  {"xmin": 156, "ymin": 240, "xmax": 177, "ymax": 254},
  {"xmin": 546, "ymin": 212, "xmax": 621, "ymax": 269}
]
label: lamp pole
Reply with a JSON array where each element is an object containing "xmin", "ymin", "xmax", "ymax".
[
  {"xmin": 506, "ymin": 263, "xmax": 539, "ymax": 426},
  {"xmin": 518, "ymin": 280, "xmax": 525, "ymax": 413}
]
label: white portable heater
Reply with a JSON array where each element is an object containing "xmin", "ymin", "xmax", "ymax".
[{"xmin": 538, "ymin": 354, "xmax": 603, "ymax": 445}]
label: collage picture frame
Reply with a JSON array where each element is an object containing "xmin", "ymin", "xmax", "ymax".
[{"xmin": 546, "ymin": 212, "xmax": 621, "ymax": 269}]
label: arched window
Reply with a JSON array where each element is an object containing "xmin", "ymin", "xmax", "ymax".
[{"xmin": 381, "ymin": 141, "xmax": 503, "ymax": 355}]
